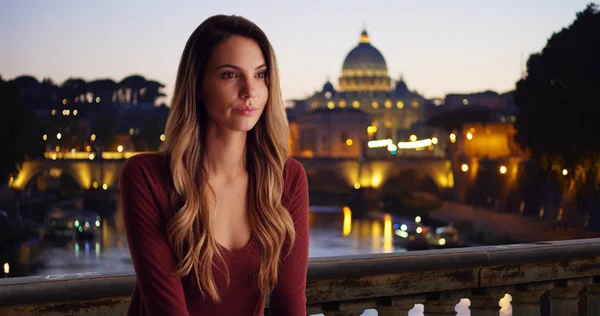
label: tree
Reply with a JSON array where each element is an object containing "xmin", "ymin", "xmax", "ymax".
[
  {"xmin": 119, "ymin": 75, "xmax": 146, "ymax": 104},
  {"xmin": 140, "ymin": 80, "xmax": 166, "ymax": 105},
  {"xmin": 514, "ymin": 4, "xmax": 600, "ymax": 213},
  {"xmin": 61, "ymin": 78, "xmax": 88, "ymax": 103},
  {"xmin": 0, "ymin": 76, "xmax": 45, "ymax": 183},
  {"xmin": 88, "ymin": 79, "xmax": 118, "ymax": 104}
]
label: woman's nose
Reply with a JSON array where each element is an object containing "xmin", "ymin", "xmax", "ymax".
[{"xmin": 239, "ymin": 79, "xmax": 257, "ymax": 99}]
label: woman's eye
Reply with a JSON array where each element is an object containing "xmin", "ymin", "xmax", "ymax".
[
  {"xmin": 221, "ymin": 72, "xmax": 238, "ymax": 79},
  {"xmin": 256, "ymin": 71, "xmax": 267, "ymax": 79}
]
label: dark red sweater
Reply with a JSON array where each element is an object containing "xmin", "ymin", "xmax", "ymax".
[{"xmin": 119, "ymin": 153, "xmax": 309, "ymax": 316}]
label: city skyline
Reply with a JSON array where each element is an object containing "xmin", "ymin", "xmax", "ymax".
[{"xmin": 0, "ymin": 0, "xmax": 594, "ymax": 104}]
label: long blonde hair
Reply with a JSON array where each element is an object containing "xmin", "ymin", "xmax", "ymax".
[{"xmin": 161, "ymin": 15, "xmax": 295, "ymax": 302}]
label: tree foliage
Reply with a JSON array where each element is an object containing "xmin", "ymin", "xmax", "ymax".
[
  {"xmin": 0, "ymin": 76, "xmax": 45, "ymax": 182},
  {"xmin": 514, "ymin": 4, "xmax": 600, "ymax": 205}
]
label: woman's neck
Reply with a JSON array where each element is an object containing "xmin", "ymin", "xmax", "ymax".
[{"xmin": 204, "ymin": 124, "xmax": 247, "ymax": 179}]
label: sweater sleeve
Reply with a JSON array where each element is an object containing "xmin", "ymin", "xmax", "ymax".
[
  {"xmin": 120, "ymin": 156, "xmax": 190, "ymax": 316},
  {"xmin": 269, "ymin": 160, "xmax": 309, "ymax": 315}
]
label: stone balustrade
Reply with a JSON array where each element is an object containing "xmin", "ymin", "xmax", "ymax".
[{"xmin": 1, "ymin": 238, "xmax": 600, "ymax": 315}]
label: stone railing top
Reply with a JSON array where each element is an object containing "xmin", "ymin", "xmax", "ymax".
[{"xmin": 1, "ymin": 238, "xmax": 600, "ymax": 307}]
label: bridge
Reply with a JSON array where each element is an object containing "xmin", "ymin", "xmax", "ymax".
[{"xmin": 10, "ymin": 152, "xmax": 454, "ymax": 198}]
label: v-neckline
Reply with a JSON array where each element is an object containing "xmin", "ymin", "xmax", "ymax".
[{"xmin": 217, "ymin": 236, "xmax": 255, "ymax": 256}]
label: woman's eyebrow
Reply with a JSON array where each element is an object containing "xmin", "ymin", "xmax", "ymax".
[{"xmin": 216, "ymin": 63, "xmax": 267, "ymax": 71}]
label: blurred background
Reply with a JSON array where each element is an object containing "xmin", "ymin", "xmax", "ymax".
[{"xmin": 1, "ymin": 1, "xmax": 599, "ymax": 315}]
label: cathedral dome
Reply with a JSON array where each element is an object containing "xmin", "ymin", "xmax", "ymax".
[
  {"xmin": 342, "ymin": 30, "xmax": 388, "ymax": 72},
  {"xmin": 339, "ymin": 29, "xmax": 391, "ymax": 92}
]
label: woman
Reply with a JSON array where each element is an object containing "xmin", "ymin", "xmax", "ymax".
[{"xmin": 119, "ymin": 15, "xmax": 309, "ymax": 316}]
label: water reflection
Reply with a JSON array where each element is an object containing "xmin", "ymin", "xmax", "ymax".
[{"xmin": 3, "ymin": 204, "xmax": 408, "ymax": 277}]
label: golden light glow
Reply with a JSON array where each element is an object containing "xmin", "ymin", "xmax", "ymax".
[
  {"xmin": 102, "ymin": 184, "xmax": 108, "ymax": 190},
  {"xmin": 160, "ymin": 134, "xmax": 166, "ymax": 142},
  {"xmin": 117, "ymin": 145, "xmax": 124, "ymax": 153},
  {"xmin": 3, "ymin": 262, "xmax": 9, "ymax": 274},
  {"xmin": 562, "ymin": 169, "xmax": 568, "ymax": 176},
  {"xmin": 102, "ymin": 152, "xmax": 139, "ymax": 159},
  {"xmin": 42, "ymin": 134, "xmax": 47, "ymax": 141},
  {"xmin": 384, "ymin": 100, "xmax": 392, "ymax": 108},
  {"xmin": 411, "ymin": 100, "xmax": 420, "ymax": 108},
  {"xmin": 367, "ymin": 125, "xmax": 378, "ymax": 135},
  {"xmin": 372, "ymin": 220, "xmax": 381, "ymax": 251},
  {"xmin": 463, "ymin": 98, "xmax": 469, "ymax": 105},
  {"xmin": 371, "ymin": 101, "xmax": 379, "ymax": 109},
  {"xmin": 409, "ymin": 134, "xmax": 417, "ymax": 142},
  {"xmin": 55, "ymin": 146, "xmax": 60, "ymax": 152},
  {"xmin": 354, "ymin": 183, "xmax": 361, "ymax": 189},
  {"xmin": 89, "ymin": 153, "xmax": 95, "ymax": 160},
  {"xmin": 95, "ymin": 97, "xmax": 100, "ymax": 103},
  {"xmin": 56, "ymin": 133, "xmax": 62, "ymax": 140},
  {"xmin": 383, "ymin": 214, "xmax": 393, "ymax": 253},
  {"xmin": 396, "ymin": 101, "xmax": 404, "ymax": 109},
  {"xmin": 461, "ymin": 164, "xmax": 469, "ymax": 172},
  {"xmin": 416, "ymin": 227, "xmax": 423, "ymax": 234},
  {"xmin": 343, "ymin": 206, "xmax": 352, "ymax": 236},
  {"xmin": 73, "ymin": 109, "xmax": 78, "ymax": 116},
  {"xmin": 327, "ymin": 101, "xmax": 335, "ymax": 109},
  {"xmin": 359, "ymin": 30, "xmax": 370, "ymax": 43},
  {"xmin": 431, "ymin": 137, "xmax": 438, "ymax": 145},
  {"xmin": 51, "ymin": 109, "xmax": 56, "ymax": 115},
  {"xmin": 90, "ymin": 134, "xmax": 96, "ymax": 141},
  {"xmin": 129, "ymin": 128, "xmax": 135, "ymax": 135},
  {"xmin": 469, "ymin": 127, "xmax": 475, "ymax": 134},
  {"xmin": 346, "ymin": 139, "xmax": 353, "ymax": 146},
  {"xmin": 85, "ymin": 145, "xmax": 91, "ymax": 152},
  {"xmin": 415, "ymin": 216, "xmax": 422, "ymax": 223},
  {"xmin": 62, "ymin": 99, "xmax": 67, "ymax": 105},
  {"xmin": 339, "ymin": 99, "xmax": 347, "ymax": 108},
  {"xmin": 371, "ymin": 174, "xmax": 382, "ymax": 188},
  {"xmin": 93, "ymin": 181, "xmax": 99, "ymax": 189},
  {"xmin": 450, "ymin": 133, "xmax": 457, "ymax": 143},
  {"xmin": 499, "ymin": 165, "xmax": 507, "ymax": 174},
  {"xmin": 466, "ymin": 132, "xmax": 473, "ymax": 140},
  {"xmin": 352, "ymin": 100, "xmax": 360, "ymax": 108}
]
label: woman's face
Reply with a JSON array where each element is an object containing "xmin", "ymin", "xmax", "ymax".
[{"xmin": 201, "ymin": 35, "xmax": 269, "ymax": 132}]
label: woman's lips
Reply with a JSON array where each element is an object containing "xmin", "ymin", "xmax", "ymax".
[{"xmin": 233, "ymin": 107, "xmax": 256, "ymax": 116}]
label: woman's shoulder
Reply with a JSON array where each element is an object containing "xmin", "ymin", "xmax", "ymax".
[
  {"xmin": 120, "ymin": 152, "xmax": 171, "ymax": 181},
  {"xmin": 283, "ymin": 157, "xmax": 308, "ymax": 197}
]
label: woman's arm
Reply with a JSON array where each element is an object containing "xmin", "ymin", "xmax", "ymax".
[
  {"xmin": 120, "ymin": 156, "xmax": 190, "ymax": 316},
  {"xmin": 269, "ymin": 160, "xmax": 309, "ymax": 315}
]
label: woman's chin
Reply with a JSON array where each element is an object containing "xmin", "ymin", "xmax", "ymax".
[{"xmin": 228, "ymin": 120, "xmax": 260, "ymax": 133}]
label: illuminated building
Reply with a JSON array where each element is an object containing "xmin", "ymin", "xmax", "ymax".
[{"xmin": 290, "ymin": 28, "xmax": 433, "ymax": 158}]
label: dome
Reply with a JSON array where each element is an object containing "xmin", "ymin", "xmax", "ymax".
[
  {"xmin": 338, "ymin": 28, "xmax": 391, "ymax": 92},
  {"xmin": 341, "ymin": 30, "xmax": 388, "ymax": 72},
  {"xmin": 322, "ymin": 80, "xmax": 335, "ymax": 93},
  {"xmin": 394, "ymin": 78, "xmax": 410, "ymax": 97}
]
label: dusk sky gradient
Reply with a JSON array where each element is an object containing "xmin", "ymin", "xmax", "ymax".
[{"xmin": 0, "ymin": 0, "xmax": 595, "ymax": 104}]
